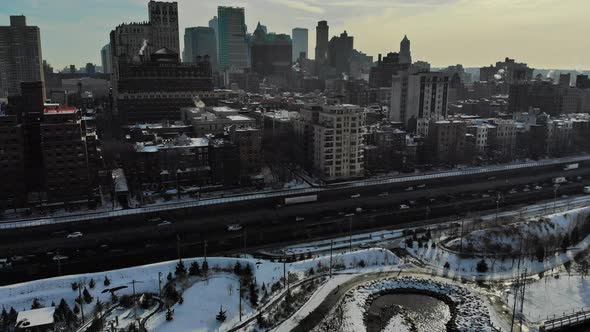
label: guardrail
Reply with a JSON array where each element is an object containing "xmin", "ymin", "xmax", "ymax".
[
  {"xmin": 2, "ymin": 155, "xmax": 590, "ymax": 230},
  {"xmin": 541, "ymin": 308, "xmax": 590, "ymax": 331}
]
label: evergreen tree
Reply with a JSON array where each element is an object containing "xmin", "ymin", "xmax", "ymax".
[
  {"xmin": 189, "ymin": 261, "xmax": 201, "ymax": 276},
  {"xmin": 216, "ymin": 306, "xmax": 226, "ymax": 322},
  {"xmin": 243, "ymin": 263, "xmax": 253, "ymax": 278},
  {"xmin": 71, "ymin": 282, "xmax": 79, "ymax": 291},
  {"xmin": 308, "ymin": 267, "xmax": 315, "ymax": 275},
  {"xmin": 175, "ymin": 260, "xmax": 187, "ymax": 279},
  {"xmin": 249, "ymin": 283, "xmax": 258, "ymax": 307},
  {"xmin": 8, "ymin": 307, "xmax": 17, "ymax": 324},
  {"xmin": 306, "ymin": 252, "xmax": 312, "ymax": 259},
  {"xmin": 565, "ymin": 260, "xmax": 572, "ymax": 275},
  {"xmin": 178, "ymin": 295, "xmax": 184, "ymax": 305},
  {"xmin": 104, "ymin": 275, "xmax": 111, "ymax": 286},
  {"xmin": 535, "ymin": 245, "xmax": 546, "ymax": 262},
  {"xmin": 51, "ymin": 301, "xmax": 56, "ymax": 307},
  {"xmin": 31, "ymin": 298, "xmax": 42, "ymax": 309},
  {"xmin": 167, "ymin": 272, "xmax": 173, "ymax": 281},
  {"xmin": 111, "ymin": 292, "xmax": 119, "ymax": 304},
  {"xmin": 571, "ymin": 226, "xmax": 581, "ymax": 244},
  {"xmin": 95, "ymin": 298, "xmax": 103, "ymax": 313},
  {"xmin": 234, "ymin": 261, "xmax": 242, "ymax": 275},
  {"xmin": 89, "ymin": 278, "xmax": 96, "ymax": 289},
  {"xmin": 73, "ymin": 304, "xmax": 80, "ymax": 315},
  {"xmin": 83, "ymin": 287, "xmax": 94, "ymax": 304},
  {"xmin": 1, "ymin": 307, "xmax": 8, "ymax": 329},
  {"xmin": 202, "ymin": 261, "xmax": 209, "ymax": 275},
  {"xmin": 476, "ymin": 259, "xmax": 489, "ymax": 273},
  {"xmin": 444, "ymin": 262, "xmax": 451, "ymax": 269},
  {"xmin": 358, "ymin": 259, "xmax": 366, "ymax": 268},
  {"xmin": 165, "ymin": 308, "xmax": 174, "ymax": 321}
]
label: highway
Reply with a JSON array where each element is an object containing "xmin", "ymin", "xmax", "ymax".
[
  {"xmin": 1, "ymin": 163, "xmax": 589, "ymax": 285},
  {"xmin": 1, "ymin": 155, "xmax": 589, "ymax": 229}
]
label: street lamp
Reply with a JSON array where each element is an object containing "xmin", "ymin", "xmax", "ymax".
[{"xmin": 553, "ymin": 184, "xmax": 560, "ymax": 213}]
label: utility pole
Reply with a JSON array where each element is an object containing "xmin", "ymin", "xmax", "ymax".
[
  {"xmin": 510, "ymin": 238, "xmax": 524, "ymax": 332},
  {"xmin": 283, "ymin": 260, "xmax": 287, "ymax": 289},
  {"xmin": 460, "ymin": 214, "xmax": 466, "ymax": 254},
  {"xmin": 553, "ymin": 184, "xmax": 559, "ymax": 213},
  {"xmin": 203, "ymin": 240, "xmax": 208, "ymax": 263},
  {"xmin": 176, "ymin": 234, "xmax": 181, "ymax": 260},
  {"xmin": 519, "ymin": 268, "xmax": 527, "ymax": 332},
  {"xmin": 238, "ymin": 278, "xmax": 242, "ymax": 322},
  {"xmin": 329, "ymin": 240, "xmax": 334, "ymax": 278},
  {"xmin": 243, "ymin": 230, "xmax": 247, "ymax": 254},
  {"xmin": 158, "ymin": 272, "xmax": 162, "ymax": 298},
  {"xmin": 56, "ymin": 249, "xmax": 62, "ymax": 276},
  {"xmin": 78, "ymin": 281, "xmax": 85, "ymax": 324},
  {"xmin": 349, "ymin": 214, "xmax": 353, "ymax": 252}
]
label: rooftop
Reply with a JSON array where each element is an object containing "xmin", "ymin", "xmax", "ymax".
[
  {"xmin": 44, "ymin": 106, "xmax": 77, "ymax": 114},
  {"xmin": 227, "ymin": 115, "xmax": 253, "ymax": 122},
  {"xmin": 16, "ymin": 307, "xmax": 55, "ymax": 329}
]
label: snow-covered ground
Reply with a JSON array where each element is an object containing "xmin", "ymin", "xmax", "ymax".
[
  {"xmin": 317, "ymin": 276, "xmax": 493, "ymax": 332},
  {"xmin": 405, "ymin": 207, "xmax": 590, "ymax": 280},
  {"xmin": 0, "ymin": 249, "xmax": 399, "ymax": 331},
  {"xmin": 505, "ymin": 275, "xmax": 590, "ymax": 323}
]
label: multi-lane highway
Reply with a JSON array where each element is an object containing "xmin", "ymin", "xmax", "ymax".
[{"xmin": 1, "ymin": 159, "xmax": 589, "ymax": 285}]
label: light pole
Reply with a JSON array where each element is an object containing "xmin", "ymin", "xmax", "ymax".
[
  {"xmin": 495, "ymin": 193, "xmax": 503, "ymax": 223},
  {"xmin": 553, "ymin": 184, "xmax": 560, "ymax": 213}
]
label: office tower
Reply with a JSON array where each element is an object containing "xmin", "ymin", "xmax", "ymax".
[
  {"xmin": 558, "ymin": 73, "xmax": 571, "ymax": 89},
  {"xmin": 292, "ymin": 28, "xmax": 308, "ymax": 61},
  {"xmin": 209, "ymin": 16, "xmax": 219, "ymax": 62},
  {"xmin": 100, "ymin": 43, "xmax": 112, "ymax": 74},
  {"xmin": 251, "ymin": 23, "xmax": 292, "ymax": 78},
  {"xmin": 217, "ymin": 6, "xmax": 249, "ymax": 70},
  {"xmin": 0, "ymin": 16, "xmax": 44, "ymax": 97},
  {"xmin": 577, "ymin": 75, "xmax": 590, "ymax": 89},
  {"xmin": 369, "ymin": 52, "xmax": 410, "ymax": 88},
  {"xmin": 315, "ymin": 21, "xmax": 329, "ymax": 65},
  {"xmin": 328, "ymin": 31, "xmax": 354, "ymax": 75},
  {"xmin": 295, "ymin": 104, "xmax": 366, "ymax": 181},
  {"xmin": 184, "ymin": 27, "xmax": 218, "ymax": 70},
  {"xmin": 399, "ymin": 35, "xmax": 411, "ymax": 64},
  {"xmin": 390, "ymin": 72, "xmax": 450, "ymax": 128},
  {"xmin": 85, "ymin": 63, "xmax": 96, "ymax": 75}
]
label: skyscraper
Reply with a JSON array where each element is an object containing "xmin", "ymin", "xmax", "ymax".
[
  {"xmin": 328, "ymin": 31, "xmax": 354, "ymax": 75},
  {"xmin": 315, "ymin": 21, "xmax": 329, "ymax": 64},
  {"xmin": 251, "ymin": 23, "xmax": 292, "ymax": 78},
  {"xmin": 148, "ymin": 1, "xmax": 179, "ymax": 54},
  {"xmin": 208, "ymin": 16, "xmax": 219, "ymax": 62},
  {"xmin": 183, "ymin": 27, "xmax": 218, "ymax": 70},
  {"xmin": 217, "ymin": 6, "xmax": 249, "ymax": 70},
  {"xmin": 292, "ymin": 28, "xmax": 308, "ymax": 61},
  {"xmin": 100, "ymin": 43, "xmax": 112, "ymax": 74},
  {"xmin": 0, "ymin": 16, "xmax": 44, "ymax": 97},
  {"xmin": 399, "ymin": 35, "xmax": 412, "ymax": 64}
]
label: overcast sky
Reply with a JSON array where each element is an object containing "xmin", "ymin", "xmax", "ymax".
[{"xmin": 1, "ymin": 0, "xmax": 588, "ymax": 71}]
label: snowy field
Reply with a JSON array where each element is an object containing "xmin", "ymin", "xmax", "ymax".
[
  {"xmin": 506, "ymin": 275, "xmax": 590, "ymax": 322},
  {"xmin": 0, "ymin": 249, "xmax": 399, "ymax": 331},
  {"xmin": 405, "ymin": 207, "xmax": 590, "ymax": 280}
]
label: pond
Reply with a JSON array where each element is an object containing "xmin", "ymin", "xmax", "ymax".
[{"xmin": 367, "ymin": 293, "xmax": 452, "ymax": 332}]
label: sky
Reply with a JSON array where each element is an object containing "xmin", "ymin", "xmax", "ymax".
[{"xmin": 1, "ymin": 0, "xmax": 589, "ymax": 71}]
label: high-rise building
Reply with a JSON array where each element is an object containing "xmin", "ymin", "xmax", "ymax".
[
  {"xmin": 0, "ymin": 16, "xmax": 44, "ymax": 97},
  {"xmin": 217, "ymin": 6, "xmax": 249, "ymax": 70},
  {"xmin": 85, "ymin": 63, "xmax": 96, "ymax": 75},
  {"xmin": 315, "ymin": 21, "xmax": 329, "ymax": 65},
  {"xmin": 399, "ymin": 35, "xmax": 411, "ymax": 64},
  {"xmin": 0, "ymin": 114, "xmax": 26, "ymax": 208},
  {"xmin": 100, "ymin": 43, "xmax": 112, "ymax": 74},
  {"xmin": 295, "ymin": 104, "xmax": 366, "ymax": 181},
  {"xmin": 576, "ymin": 75, "xmax": 590, "ymax": 89},
  {"xmin": 292, "ymin": 28, "xmax": 308, "ymax": 61},
  {"xmin": 369, "ymin": 52, "xmax": 410, "ymax": 88},
  {"xmin": 558, "ymin": 73, "xmax": 571, "ymax": 89},
  {"xmin": 183, "ymin": 27, "xmax": 218, "ymax": 70},
  {"xmin": 479, "ymin": 57, "xmax": 533, "ymax": 83},
  {"xmin": 390, "ymin": 72, "xmax": 450, "ymax": 129},
  {"xmin": 148, "ymin": 1, "xmax": 179, "ymax": 53},
  {"xmin": 328, "ymin": 31, "xmax": 354, "ymax": 76},
  {"xmin": 208, "ymin": 16, "xmax": 219, "ymax": 62},
  {"xmin": 251, "ymin": 23, "xmax": 292, "ymax": 79}
]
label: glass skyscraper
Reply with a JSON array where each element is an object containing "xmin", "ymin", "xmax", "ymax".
[{"xmin": 217, "ymin": 6, "xmax": 249, "ymax": 70}]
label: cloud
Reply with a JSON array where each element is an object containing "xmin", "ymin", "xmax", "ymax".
[{"xmin": 264, "ymin": 0, "xmax": 325, "ymax": 13}]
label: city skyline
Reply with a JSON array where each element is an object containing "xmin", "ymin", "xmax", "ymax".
[{"xmin": 1, "ymin": 0, "xmax": 589, "ymax": 71}]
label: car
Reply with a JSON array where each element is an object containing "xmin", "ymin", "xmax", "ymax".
[
  {"xmin": 359, "ymin": 243, "xmax": 371, "ymax": 249},
  {"xmin": 417, "ymin": 184, "xmax": 427, "ymax": 189},
  {"xmin": 52, "ymin": 255, "xmax": 69, "ymax": 261},
  {"xmin": 399, "ymin": 204, "xmax": 410, "ymax": 210},
  {"xmin": 147, "ymin": 217, "xmax": 162, "ymax": 223},
  {"xmin": 344, "ymin": 213, "xmax": 355, "ymax": 217},
  {"xmin": 350, "ymin": 194, "xmax": 361, "ymax": 199},
  {"xmin": 378, "ymin": 192, "xmax": 389, "ymax": 197},
  {"xmin": 534, "ymin": 186, "xmax": 543, "ymax": 190},
  {"xmin": 66, "ymin": 232, "xmax": 83, "ymax": 239},
  {"xmin": 508, "ymin": 189, "xmax": 518, "ymax": 194},
  {"xmin": 295, "ymin": 216, "xmax": 305, "ymax": 222},
  {"xmin": 522, "ymin": 188, "xmax": 531, "ymax": 192},
  {"xmin": 404, "ymin": 186, "xmax": 414, "ymax": 191},
  {"xmin": 227, "ymin": 224, "xmax": 243, "ymax": 231},
  {"xmin": 487, "ymin": 176, "xmax": 496, "ymax": 180},
  {"xmin": 355, "ymin": 207, "xmax": 363, "ymax": 213},
  {"xmin": 157, "ymin": 220, "xmax": 172, "ymax": 227},
  {"xmin": 482, "ymin": 194, "xmax": 491, "ymax": 198},
  {"xmin": 561, "ymin": 195, "xmax": 569, "ymax": 198}
]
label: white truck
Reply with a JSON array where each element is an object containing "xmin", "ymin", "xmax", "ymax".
[
  {"xmin": 552, "ymin": 177, "xmax": 567, "ymax": 184},
  {"xmin": 284, "ymin": 195, "xmax": 318, "ymax": 205},
  {"xmin": 584, "ymin": 186, "xmax": 590, "ymax": 194},
  {"xmin": 563, "ymin": 163, "xmax": 579, "ymax": 171}
]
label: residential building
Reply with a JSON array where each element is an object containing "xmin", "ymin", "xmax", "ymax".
[
  {"xmin": 229, "ymin": 126, "xmax": 262, "ymax": 180},
  {"xmin": 509, "ymin": 81, "xmax": 560, "ymax": 115},
  {"xmin": 427, "ymin": 120, "xmax": 467, "ymax": 165},
  {"xmin": 295, "ymin": 104, "xmax": 366, "ymax": 181},
  {"xmin": 116, "ymin": 48, "xmax": 213, "ymax": 123},
  {"xmin": 0, "ymin": 16, "xmax": 44, "ymax": 97},
  {"xmin": 479, "ymin": 57, "xmax": 533, "ymax": 83},
  {"xmin": 0, "ymin": 114, "xmax": 26, "ymax": 209},
  {"xmin": 576, "ymin": 74, "xmax": 590, "ymax": 89},
  {"xmin": 369, "ymin": 52, "xmax": 410, "ymax": 88},
  {"xmin": 390, "ymin": 72, "xmax": 450, "ymax": 129},
  {"xmin": 217, "ymin": 6, "xmax": 249, "ymax": 70}
]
